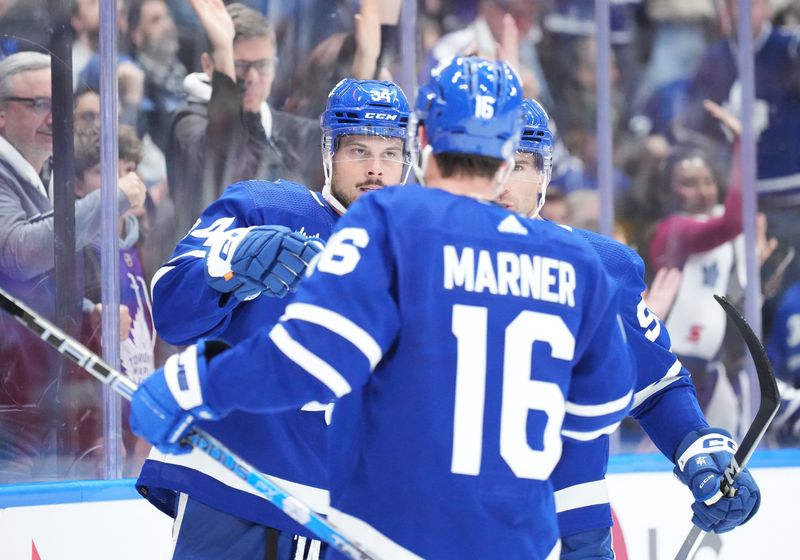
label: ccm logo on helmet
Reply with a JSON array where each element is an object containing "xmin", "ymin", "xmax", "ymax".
[{"xmin": 364, "ymin": 112, "xmax": 398, "ymax": 121}]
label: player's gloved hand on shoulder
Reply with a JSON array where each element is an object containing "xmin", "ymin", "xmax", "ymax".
[
  {"xmin": 130, "ymin": 339, "xmax": 230, "ymax": 454},
  {"xmin": 673, "ymin": 428, "xmax": 760, "ymax": 533},
  {"xmin": 205, "ymin": 225, "xmax": 325, "ymax": 301}
]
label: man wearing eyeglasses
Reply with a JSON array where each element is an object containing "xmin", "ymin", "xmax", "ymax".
[
  {"xmin": 167, "ymin": 0, "xmax": 319, "ymax": 247},
  {"xmin": 0, "ymin": 51, "xmax": 146, "ymax": 481}
]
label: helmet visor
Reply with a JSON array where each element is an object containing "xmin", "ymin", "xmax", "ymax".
[
  {"xmin": 510, "ymin": 150, "xmax": 549, "ymax": 187},
  {"xmin": 325, "ymin": 128, "xmax": 413, "ymax": 185}
]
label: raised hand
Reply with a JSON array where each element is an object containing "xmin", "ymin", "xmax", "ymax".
[
  {"xmin": 189, "ymin": 0, "xmax": 235, "ymax": 79},
  {"xmin": 643, "ymin": 267, "xmax": 682, "ymax": 320},
  {"xmin": 119, "ymin": 171, "xmax": 147, "ymax": 212},
  {"xmin": 704, "ymin": 99, "xmax": 742, "ymax": 138},
  {"xmin": 352, "ymin": 0, "xmax": 381, "ymax": 79}
]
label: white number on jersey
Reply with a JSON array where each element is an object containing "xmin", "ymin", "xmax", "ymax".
[
  {"xmin": 474, "ymin": 95, "xmax": 495, "ymax": 119},
  {"xmin": 313, "ymin": 227, "xmax": 370, "ymax": 276},
  {"xmin": 636, "ymin": 298, "xmax": 661, "ymax": 342},
  {"xmin": 451, "ymin": 304, "xmax": 572, "ymax": 480},
  {"xmin": 188, "ymin": 217, "xmax": 236, "ymax": 247}
]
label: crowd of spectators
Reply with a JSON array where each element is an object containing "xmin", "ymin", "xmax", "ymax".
[{"xmin": 0, "ymin": 0, "xmax": 799, "ymax": 479}]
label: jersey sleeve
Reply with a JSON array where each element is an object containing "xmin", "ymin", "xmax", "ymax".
[
  {"xmin": 627, "ymin": 291, "xmax": 709, "ymax": 459},
  {"xmin": 551, "ymin": 436, "xmax": 613, "ymax": 537},
  {"xmin": 151, "ymin": 182, "xmax": 261, "ymax": 345},
  {"xmin": 202, "ymin": 193, "xmax": 402, "ymax": 415},
  {"xmin": 560, "ymin": 260, "xmax": 634, "ymax": 442}
]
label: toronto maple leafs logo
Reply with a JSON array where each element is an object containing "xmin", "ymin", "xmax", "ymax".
[
  {"xmin": 702, "ymin": 262, "xmax": 719, "ymax": 287},
  {"xmin": 120, "ymin": 273, "xmax": 155, "ymax": 384}
]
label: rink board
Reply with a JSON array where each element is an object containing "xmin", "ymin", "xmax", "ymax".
[
  {"xmin": 0, "ymin": 480, "xmax": 173, "ymax": 560},
  {"xmin": 608, "ymin": 457, "xmax": 800, "ymax": 559},
  {"xmin": 0, "ymin": 451, "xmax": 798, "ymax": 559}
]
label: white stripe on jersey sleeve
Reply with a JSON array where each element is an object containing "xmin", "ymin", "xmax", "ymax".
[
  {"xmin": 151, "ymin": 250, "xmax": 207, "ymax": 293},
  {"xmin": 269, "ymin": 324, "xmax": 352, "ymax": 398},
  {"xmin": 281, "ymin": 302, "xmax": 383, "ymax": 369},
  {"xmin": 554, "ymin": 480, "xmax": 610, "ymax": 513},
  {"xmin": 562, "ymin": 421, "xmax": 622, "ymax": 441},
  {"xmin": 631, "ymin": 359, "xmax": 682, "ymax": 411},
  {"xmin": 167, "ymin": 249, "xmax": 207, "ymax": 264},
  {"xmin": 565, "ymin": 390, "xmax": 633, "ymax": 417},
  {"xmin": 150, "ymin": 265, "xmax": 174, "ymax": 295}
]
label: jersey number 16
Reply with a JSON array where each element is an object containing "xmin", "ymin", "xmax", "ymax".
[{"xmin": 451, "ymin": 304, "xmax": 574, "ymax": 481}]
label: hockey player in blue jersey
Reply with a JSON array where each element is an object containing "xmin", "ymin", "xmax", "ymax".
[
  {"xmin": 137, "ymin": 79, "xmax": 412, "ymax": 559},
  {"xmin": 496, "ymin": 98, "xmax": 761, "ymax": 558},
  {"xmin": 130, "ymin": 56, "xmax": 635, "ymax": 559}
]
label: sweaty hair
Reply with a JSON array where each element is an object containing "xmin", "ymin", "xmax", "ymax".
[
  {"xmin": 434, "ymin": 152, "xmax": 504, "ymax": 180},
  {"xmin": 0, "ymin": 52, "xmax": 51, "ymax": 102},
  {"xmin": 74, "ymin": 124, "xmax": 143, "ymax": 179}
]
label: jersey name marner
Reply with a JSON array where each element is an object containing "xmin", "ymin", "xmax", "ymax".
[{"xmin": 443, "ymin": 245, "xmax": 577, "ymax": 306}]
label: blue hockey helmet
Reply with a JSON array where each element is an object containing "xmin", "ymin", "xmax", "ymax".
[
  {"xmin": 508, "ymin": 98, "xmax": 555, "ymax": 218},
  {"xmin": 321, "ymin": 78, "xmax": 411, "ymax": 141},
  {"xmin": 519, "ymin": 99, "xmax": 554, "ymax": 156},
  {"xmin": 320, "ymin": 79, "xmax": 412, "ymax": 213},
  {"xmin": 413, "ymin": 56, "xmax": 524, "ymax": 161}
]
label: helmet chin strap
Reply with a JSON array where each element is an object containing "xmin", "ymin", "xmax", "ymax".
[
  {"xmin": 529, "ymin": 179, "xmax": 550, "ymax": 220},
  {"xmin": 321, "ymin": 150, "xmax": 348, "ymax": 215}
]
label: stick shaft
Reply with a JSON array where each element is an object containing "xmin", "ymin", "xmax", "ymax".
[{"xmin": 0, "ymin": 286, "xmax": 376, "ymax": 560}]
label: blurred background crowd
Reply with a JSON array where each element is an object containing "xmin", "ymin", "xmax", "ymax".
[{"xmin": 0, "ymin": 0, "xmax": 799, "ymax": 483}]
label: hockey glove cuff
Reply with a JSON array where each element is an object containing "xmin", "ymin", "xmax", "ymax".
[
  {"xmin": 673, "ymin": 428, "xmax": 761, "ymax": 533},
  {"xmin": 130, "ymin": 339, "xmax": 230, "ymax": 454},
  {"xmin": 205, "ymin": 225, "xmax": 325, "ymax": 301}
]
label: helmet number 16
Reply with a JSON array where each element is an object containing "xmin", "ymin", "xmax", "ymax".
[{"xmin": 475, "ymin": 95, "xmax": 496, "ymax": 119}]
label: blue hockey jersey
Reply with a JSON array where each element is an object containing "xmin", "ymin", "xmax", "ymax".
[
  {"xmin": 199, "ymin": 186, "xmax": 635, "ymax": 559},
  {"xmin": 138, "ymin": 179, "xmax": 338, "ymax": 536},
  {"xmin": 768, "ymin": 281, "xmax": 800, "ymax": 385},
  {"xmin": 552, "ymin": 228, "xmax": 708, "ymax": 538}
]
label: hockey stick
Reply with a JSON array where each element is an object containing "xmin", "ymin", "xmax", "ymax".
[
  {"xmin": 673, "ymin": 295, "xmax": 780, "ymax": 560},
  {"xmin": 0, "ymin": 286, "xmax": 378, "ymax": 560}
]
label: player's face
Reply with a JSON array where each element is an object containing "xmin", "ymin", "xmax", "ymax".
[
  {"xmin": 330, "ymin": 135, "xmax": 405, "ymax": 209},
  {"xmin": 0, "ymin": 69, "xmax": 53, "ymax": 167},
  {"xmin": 233, "ymin": 36, "xmax": 277, "ymax": 113},
  {"xmin": 671, "ymin": 157, "xmax": 718, "ymax": 215},
  {"xmin": 496, "ymin": 151, "xmax": 543, "ymax": 217}
]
